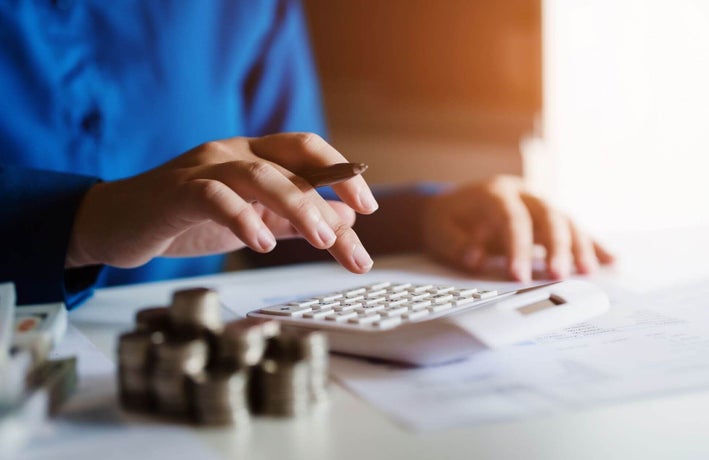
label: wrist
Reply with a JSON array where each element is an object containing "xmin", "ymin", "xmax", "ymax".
[{"xmin": 66, "ymin": 182, "xmax": 106, "ymax": 268}]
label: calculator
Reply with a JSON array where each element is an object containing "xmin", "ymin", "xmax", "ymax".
[{"xmin": 248, "ymin": 280, "xmax": 609, "ymax": 365}]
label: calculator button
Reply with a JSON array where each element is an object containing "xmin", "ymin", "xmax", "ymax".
[
  {"xmin": 355, "ymin": 304, "xmax": 385, "ymax": 314},
  {"xmin": 348, "ymin": 314, "xmax": 382, "ymax": 325},
  {"xmin": 322, "ymin": 293, "xmax": 343, "ymax": 302},
  {"xmin": 431, "ymin": 294, "xmax": 454, "ymax": 304},
  {"xmin": 407, "ymin": 292, "xmax": 431, "ymax": 301},
  {"xmin": 325, "ymin": 311, "xmax": 357, "ymax": 322},
  {"xmin": 412, "ymin": 284, "xmax": 433, "ymax": 293},
  {"xmin": 345, "ymin": 294, "xmax": 365, "ymax": 302},
  {"xmin": 382, "ymin": 299, "xmax": 407, "ymax": 308},
  {"xmin": 294, "ymin": 299, "xmax": 319, "ymax": 307},
  {"xmin": 380, "ymin": 306, "xmax": 409, "ymax": 317},
  {"xmin": 402, "ymin": 310, "xmax": 430, "ymax": 321},
  {"xmin": 365, "ymin": 289, "xmax": 387, "ymax": 298},
  {"xmin": 368, "ymin": 282, "xmax": 391, "ymax": 290},
  {"xmin": 429, "ymin": 286, "xmax": 455, "ymax": 294},
  {"xmin": 453, "ymin": 297, "xmax": 477, "ymax": 307},
  {"xmin": 457, "ymin": 288, "xmax": 479, "ymax": 296},
  {"xmin": 334, "ymin": 303, "xmax": 361, "ymax": 312},
  {"xmin": 314, "ymin": 301, "xmax": 340, "ymax": 310},
  {"xmin": 303, "ymin": 309, "xmax": 334, "ymax": 319},
  {"xmin": 428, "ymin": 302, "xmax": 452, "ymax": 313},
  {"xmin": 410, "ymin": 300, "xmax": 432, "ymax": 310},
  {"xmin": 259, "ymin": 305, "xmax": 312, "ymax": 316},
  {"xmin": 386, "ymin": 291, "xmax": 408, "ymax": 300},
  {"xmin": 373, "ymin": 317, "xmax": 402, "ymax": 329},
  {"xmin": 364, "ymin": 297, "xmax": 385, "ymax": 306},
  {"xmin": 474, "ymin": 290, "xmax": 498, "ymax": 299},
  {"xmin": 345, "ymin": 288, "xmax": 367, "ymax": 297}
]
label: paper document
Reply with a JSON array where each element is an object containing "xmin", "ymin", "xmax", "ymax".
[{"xmin": 329, "ymin": 279, "xmax": 709, "ymax": 431}]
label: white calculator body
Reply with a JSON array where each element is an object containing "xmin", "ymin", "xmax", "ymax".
[{"xmin": 248, "ymin": 280, "xmax": 609, "ymax": 365}]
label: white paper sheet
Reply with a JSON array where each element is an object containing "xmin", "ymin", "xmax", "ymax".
[{"xmin": 329, "ymin": 279, "xmax": 709, "ymax": 431}]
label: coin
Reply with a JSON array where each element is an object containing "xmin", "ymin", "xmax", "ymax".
[
  {"xmin": 135, "ymin": 306, "xmax": 171, "ymax": 333},
  {"xmin": 118, "ymin": 330, "xmax": 164, "ymax": 370},
  {"xmin": 170, "ymin": 288, "xmax": 222, "ymax": 335},
  {"xmin": 218, "ymin": 318, "xmax": 281, "ymax": 369}
]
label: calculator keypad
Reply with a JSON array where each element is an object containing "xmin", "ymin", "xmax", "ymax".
[{"xmin": 256, "ymin": 282, "xmax": 499, "ymax": 330}]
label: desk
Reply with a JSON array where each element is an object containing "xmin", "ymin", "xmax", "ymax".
[{"xmin": 60, "ymin": 226, "xmax": 709, "ymax": 460}]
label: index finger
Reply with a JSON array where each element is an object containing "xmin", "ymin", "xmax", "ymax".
[
  {"xmin": 245, "ymin": 133, "xmax": 379, "ymax": 215},
  {"xmin": 494, "ymin": 191, "xmax": 534, "ymax": 283}
]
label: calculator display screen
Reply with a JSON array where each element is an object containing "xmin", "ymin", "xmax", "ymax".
[{"xmin": 517, "ymin": 296, "xmax": 563, "ymax": 315}]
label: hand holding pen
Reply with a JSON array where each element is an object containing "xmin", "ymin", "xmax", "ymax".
[{"xmin": 66, "ymin": 133, "xmax": 377, "ymax": 274}]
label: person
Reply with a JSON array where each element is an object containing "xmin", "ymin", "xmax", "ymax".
[{"xmin": 0, "ymin": 0, "xmax": 613, "ymax": 309}]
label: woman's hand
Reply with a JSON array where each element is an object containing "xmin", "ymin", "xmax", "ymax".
[
  {"xmin": 67, "ymin": 133, "xmax": 378, "ymax": 273},
  {"xmin": 421, "ymin": 175, "xmax": 614, "ymax": 282}
]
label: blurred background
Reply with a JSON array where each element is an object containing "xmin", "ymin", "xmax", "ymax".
[{"xmin": 302, "ymin": 0, "xmax": 709, "ymax": 236}]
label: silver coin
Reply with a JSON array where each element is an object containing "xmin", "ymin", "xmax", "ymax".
[
  {"xmin": 152, "ymin": 370, "xmax": 189, "ymax": 416},
  {"xmin": 170, "ymin": 288, "xmax": 222, "ymax": 334},
  {"xmin": 153, "ymin": 338, "xmax": 208, "ymax": 375},
  {"xmin": 118, "ymin": 330, "xmax": 164, "ymax": 370},
  {"xmin": 218, "ymin": 318, "xmax": 280, "ymax": 368},
  {"xmin": 135, "ymin": 306, "xmax": 171, "ymax": 333}
]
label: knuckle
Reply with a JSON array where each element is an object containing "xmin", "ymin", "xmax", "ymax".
[
  {"xmin": 294, "ymin": 132, "xmax": 324, "ymax": 151},
  {"xmin": 330, "ymin": 219, "xmax": 351, "ymax": 239},
  {"xmin": 200, "ymin": 140, "xmax": 230, "ymax": 157},
  {"xmin": 187, "ymin": 179, "xmax": 226, "ymax": 203},
  {"xmin": 245, "ymin": 161, "xmax": 276, "ymax": 182},
  {"xmin": 288, "ymin": 196, "xmax": 314, "ymax": 220},
  {"xmin": 231, "ymin": 203, "xmax": 255, "ymax": 226}
]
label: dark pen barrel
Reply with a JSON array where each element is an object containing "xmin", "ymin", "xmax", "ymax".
[{"xmin": 300, "ymin": 163, "xmax": 368, "ymax": 188}]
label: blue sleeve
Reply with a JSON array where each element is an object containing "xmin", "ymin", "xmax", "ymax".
[
  {"xmin": 242, "ymin": 0, "xmax": 328, "ymax": 137},
  {"xmin": 0, "ymin": 166, "xmax": 104, "ymax": 308}
]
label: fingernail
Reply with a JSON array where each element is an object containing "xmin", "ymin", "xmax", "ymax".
[
  {"xmin": 358, "ymin": 189, "xmax": 379, "ymax": 213},
  {"xmin": 316, "ymin": 220, "xmax": 337, "ymax": 247},
  {"xmin": 257, "ymin": 228, "xmax": 276, "ymax": 252},
  {"xmin": 512, "ymin": 259, "xmax": 532, "ymax": 283},
  {"xmin": 578, "ymin": 257, "xmax": 598, "ymax": 275},
  {"xmin": 352, "ymin": 243, "xmax": 373, "ymax": 271},
  {"xmin": 550, "ymin": 256, "xmax": 570, "ymax": 279}
]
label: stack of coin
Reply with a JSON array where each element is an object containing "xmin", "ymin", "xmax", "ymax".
[
  {"xmin": 117, "ymin": 330, "xmax": 164, "ymax": 411},
  {"xmin": 151, "ymin": 338, "xmax": 208, "ymax": 416},
  {"xmin": 189, "ymin": 369, "xmax": 249, "ymax": 426},
  {"xmin": 117, "ymin": 287, "xmax": 330, "ymax": 425},
  {"xmin": 292, "ymin": 331, "xmax": 329, "ymax": 404},
  {"xmin": 251, "ymin": 336, "xmax": 310, "ymax": 417}
]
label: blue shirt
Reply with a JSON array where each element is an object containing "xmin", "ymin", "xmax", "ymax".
[{"xmin": 0, "ymin": 0, "xmax": 326, "ymax": 307}]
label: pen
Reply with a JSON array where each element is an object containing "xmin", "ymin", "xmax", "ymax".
[{"xmin": 299, "ymin": 162, "xmax": 368, "ymax": 188}]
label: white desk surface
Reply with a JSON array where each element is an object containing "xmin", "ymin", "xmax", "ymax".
[{"xmin": 64, "ymin": 225, "xmax": 709, "ymax": 460}]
